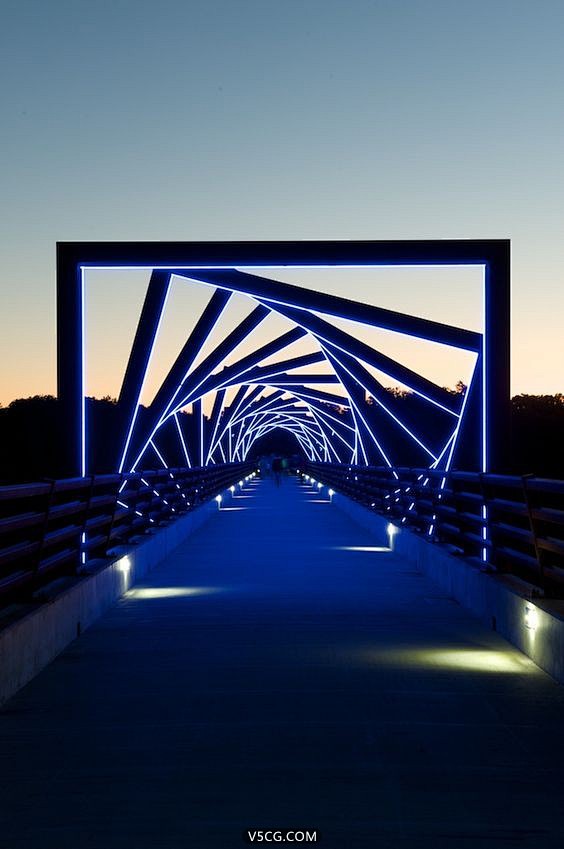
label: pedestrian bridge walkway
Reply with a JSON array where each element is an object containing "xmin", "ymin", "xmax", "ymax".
[{"xmin": 2, "ymin": 477, "xmax": 564, "ymax": 848}]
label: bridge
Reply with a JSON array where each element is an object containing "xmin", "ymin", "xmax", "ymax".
[{"xmin": 2, "ymin": 241, "xmax": 564, "ymax": 847}]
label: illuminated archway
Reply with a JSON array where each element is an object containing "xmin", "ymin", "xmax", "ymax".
[{"xmin": 57, "ymin": 240, "xmax": 510, "ymax": 478}]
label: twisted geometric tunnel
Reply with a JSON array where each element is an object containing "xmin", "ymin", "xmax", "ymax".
[
  {"xmin": 115, "ymin": 267, "xmax": 481, "ymax": 476},
  {"xmin": 56, "ymin": 241, "xmax": 510, "ymax": 479}
]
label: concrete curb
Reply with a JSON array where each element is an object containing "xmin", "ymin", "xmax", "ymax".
[
  {"xmin": 331, "ymin": 490, "xmax": 564, "ymax": 684},
  {"xmin": 0, "ymin": 492, "xmax": 231, "ymax": 706}
]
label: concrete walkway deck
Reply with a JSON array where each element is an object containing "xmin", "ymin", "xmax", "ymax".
[{"xmin": 1, "ymin": 477, "xmax": 564, "ymax": 848}]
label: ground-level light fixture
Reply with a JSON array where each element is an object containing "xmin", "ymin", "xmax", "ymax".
[{"xmin": 524, "ymin": 603, "xmax": 539, "ymax": 632}]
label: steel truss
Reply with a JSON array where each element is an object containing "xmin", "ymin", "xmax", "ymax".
[{"xmin": 57, "ymin": 241, "xmax": 510, "ymax": 478}]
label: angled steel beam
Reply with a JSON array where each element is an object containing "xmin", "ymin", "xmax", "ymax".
[
  {"xmin": 128, "ymin": 304, "xmax": 269, "ymax": 470},
  {"xmin": 174, "ymin": 412, "xmax": 191, "ymax": 467},
  {"xmin": 305, "ymin": 406, "xmax": 355, "ymax": 455},
  {"xmin": 167, "ymin": 303, "xmax": 270, "ymax": 412},
  {"xmin": 187, "ymin": 326, "xmax": 307, "ymax": 404},
  {"xmin": 331, "ymin": 371, "xmax": 391, "ymax": 468},
  {"xmin": 322, "ymin": 344, "xmax": 439, "ymax": 460},
  {"xmin": 205, "ymin": 387, "xmax": 227, "ymax": 464},
  {"xmin": 193, "ymin": 399, "xmax": 203, "ymax": 466},
  {"xmin": 253, "ymin": 374, "xmax": 339, "ymax": 385},
  {"xmin": 148, "ymin": 288, "xmax": 231, "ymax": 424},
  {"xmin": 299, "ymin": 399, "xmax": 355, "ymax": 432},
  {"xmin": 179, "ymin": 268, "xmax": 481, "ymax": 352},
  {"xmin": 209, "ymin": 384, "xmax": 249, "ymax": 461},
  {"xmin": 266, "ymin": 384, "xmax": 349, "ymax": 409},
  {"xmin": 255, "ymin": 303, "xmax": 459, "ymax": 416},
  {"xmin": 230, "ymin": 351, "xmax": 326, "ymax": 385},
  {"xmin": 117, "ymin": 270, "xmax": 171, "ymax": 472}
]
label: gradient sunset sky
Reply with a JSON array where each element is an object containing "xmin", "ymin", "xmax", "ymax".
[{"xmin": 1, "ymin": 0, "xmax": 563, "ymax": 406}]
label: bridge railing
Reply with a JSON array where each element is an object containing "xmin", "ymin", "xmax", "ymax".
[
  {"xmin": 0, "ymin": 462, "xmax": 254, "ymax": 606},
  {"xmin": 303, "ymin": 462, "xmax": 564, "ymax": 597}
]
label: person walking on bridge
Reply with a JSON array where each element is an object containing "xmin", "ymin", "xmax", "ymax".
[{"xmin": 272, "ymin": 456, "xmax": 282, "ymax": 486}]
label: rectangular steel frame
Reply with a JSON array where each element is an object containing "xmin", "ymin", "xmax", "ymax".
[{"xmin": 57, "ymin": 240, "xmax": 510, "ymax": 477}]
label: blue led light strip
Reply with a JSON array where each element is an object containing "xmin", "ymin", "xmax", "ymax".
[{"xmin": 78, "ymin": 258, "xmax": 488, "ymax": 479}]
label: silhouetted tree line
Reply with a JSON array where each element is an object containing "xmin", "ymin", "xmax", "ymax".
[{"xmin": 0, "ymin": 392, "xmax": 563, "ymax": 484}]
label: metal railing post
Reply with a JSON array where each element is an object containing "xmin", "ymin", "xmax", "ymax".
[{"xmin": 521, "ymin": 474, "xmax": 544, "ymax": 591}]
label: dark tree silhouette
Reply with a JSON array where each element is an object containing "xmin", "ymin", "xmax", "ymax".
[
  {"xmin": 510, "ymin": 394, "xmax": 564, "ymax": 477},
  {"xmin": 1, "ymin": 391, "xmax": 563, "ymax": 483}
]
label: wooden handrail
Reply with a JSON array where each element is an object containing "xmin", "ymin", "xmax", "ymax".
[
  {"xmin": 304, "ymin": 462, "xmax": 564, "ymax": 597},
  {"xmin": 0, "ymin": 462, "xmax": 254, "ymax": 606}
]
